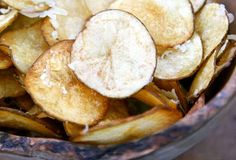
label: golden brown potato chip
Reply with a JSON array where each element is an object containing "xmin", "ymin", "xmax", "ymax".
[
  {"xmin": 110, "ymin": 0, "xmax": 194, "ymax": 47},
  {"xmin": 0, "ymin": 7, "xmax": 18, "ymax": 33},
  {"xmin": 154, "ymin": 33, "xmax": 203, "ymax": 80},
  {"xmin": 190, "ymin": 0, "xmax": 206, "ymax": 13},
  {"xmin": 2, "ymin": 0, "xmax": 50, "ymax": 12},
  {"xmin": 85, "ymin": 0, "xmax": 115, "ymax": 14},
  {"xmin": 0, "ymin": 107, "xmax": 60, "ymax": 137},
  {"xmin": 0, "ymin": 44, "xmax": 11, "ymax": 55},
  {"xmin": 41, "ymin": 0, "xmax": 91, "ymax": 45},
  {"xmin": 0, "ymin": 51, "xmax": 12, "ymax": 69},
  {"xmin": 64, "ymin": 100, "xmax": 129, "ymax": 137},
  {"xmin": 71, "ymin": 107, "xmax": 182, "ymax": 144},
  {"xmin": 0, "ymin": 69, "xmax": 25, "ymax": 98},
  {"xmin": 0, "ymin": 21, "xmax": 49, "ymax": 73},
  {"xmin": 195, "ymin": 3, "xmax": 229, "ymax": 60},
  {"xmin": 25, "ymin": 41, "xmax": 109, "ymax": 125},
  {"xmin": 71, "ymin": 10, "xmax": 156, "ymax": 98},
  {"xmin": 188, "ymin": 50, "xmax": 217, "ymax": 98}
]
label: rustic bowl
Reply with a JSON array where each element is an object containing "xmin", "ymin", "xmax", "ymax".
[{"xmin": 0, "ymin": 0, "xmax": 235, "ymax": 160}]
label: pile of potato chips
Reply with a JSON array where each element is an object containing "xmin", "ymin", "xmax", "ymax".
[{"xmin": 0, "ymin": 0, "xmax": 235, "ymax": 145}]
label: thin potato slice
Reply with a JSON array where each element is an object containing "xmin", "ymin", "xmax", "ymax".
[
  {"xmin": 2, "ymin": 0, "xmax": 50, "ymax": 12},
  {"xmin": 64, "ymin": 100, "xmax": 129, "ymax": 137},
  {"xmin": 190, "ymin": 0, "xmax": 206, "ymax": 13},
  {"xmin": 0, "ymin": 7, "xmax": 18, "ymax": 33},
  {"xmin": 0, "ymin": 21, "xmax": 49, "ymax": 73},
  {"xmin": 188, "ymin": 50, "xmax": 217, "ymax": 98},
  {"xmin": 154, "ymin": 79, "xmax": 188, "ymax": 113},
  {"xmin": 71, "ymin": 107, "xmax": 182, "ymax": 144},
  {"xmin": 85, "ymin": 0, "xmax": 115, "ymax": 14},
  {"xmin": 25, "ymin": 41, "xmax": 109, "ymax": 125},
  {"xmin": 41, "ymin": 0, "xmax": 91, "ymax": 45},
  {"xmin": 154, "ymin": 33, "xmax": 203, "ymax": 80},
  {"xmin": 110, "ymin": 0, "xmax": 194, "ymax": 47},
  {"xmin": 0, "ymin": 107, "xmax": 60, "ymax": 138},
  {"xmin": 215, "ymin": 43, "xmax": 236, "ymax": 76},
  {"xmin": 0, "ymin": 69, "xmax": 25, "ymax": 98},
  {"xmin": 71, "ymin": 10, "xmax": 156, "ymax": 98},
  {"xmin": 195, "ymin": 3, "xmax": 229, "ymax": 60},
  {"xmin": 0, "ymin": 51, "xmax": 12, "ymax": 69}
]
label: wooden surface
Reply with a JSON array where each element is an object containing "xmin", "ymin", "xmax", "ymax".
[{"xmin": 176, "ymin": 97, "xmax": 236, "ymax": 160}]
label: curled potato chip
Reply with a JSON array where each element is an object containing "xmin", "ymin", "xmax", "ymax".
[
  {"xmin": 85, "ymin": 0, "xmax": 115, "ymax": 14},
  {"xmin": 215, "ymin": 42, "xmax": 236, "ymax": 76},
  {"xmin": 71, "ymin": 107, "xmax": 182, "ymax": 144},
  {"xmin": 0, "ymin": 69, "xmax": 25, "ymax": 99},
  {"xmin": 154, "ymin": 33, "xmax": 203, "ymax": 80},
  {"xmin": 41, "ymin": 0, "xmax": 91, "ymax": 45},
  {"xmin": 190, "ymin": 0, "xmax": 206, "ymax": 13},
  {"xmin": 64, "ymin": 100, "xmax": 129, "ymax": 137},
  {"xmin": 25, "ymin": 41, "xmax": 109, "ymax": 125},
  {"xmin": 0, "ymin": 21, "xmax": 49, "ymax": 73},
  {"xmin": 188, "ymin": 50, "xmax": 217, "ymax": 98},
  {"xmin": 0, "ymin": 51, "xmax": 12, "ymax": 69},
  {"xmin": 2, "ymin": 0, "xmax": 50, "ymax": 12},
  {"xmin": 71, "ymin": 10, "xmax": 156, "ymax": 98},
  {"xmin": 0, "ymin": 7, "xmax": 18, "ymax": 33},
  {"xmin": 195, "ymin": 3, "xmax": 229, "ymax": 60},
  {"xmin": 0, "ymin": 107, "xmax": 60, "ymax": 138},
  {"xmin": 110, "ymin": 0, "xmax": 194, "ymax": 47}
]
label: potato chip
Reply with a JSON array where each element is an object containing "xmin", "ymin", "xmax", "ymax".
[
  {"xmin": 25, "ymin": 41, "xmax": 109, "ymax": 125},
  {"xmin": 85, "ymin": 0, "xmax": 115, "ymax": 14},
  {"xmin": 0, "ymin": 51, "xmax": 12, "ymax": 69},
  {"xmin": 0, "ymin": 44, "xmax": 10, "ymax": 55},
  {"xmin": 188, "ymin": 50, "xmax": 217, "ymax": 98},
  {"xmin": 110, "ymin": 0, "xmax": 194, "ymax": 47},
  {"xmin": 71, "ymin": 10, "xmax": 156, "ymax": 98},
  {"xmin": 71, "ymin": 107, "xmax": 182, "ymax": 144},
  {"xmin": 0, "ymin": 69, "xmax": 25, "ymax": 99},
  {"xmin": 195, "ymin": 3, "xmax": 229, "ymax": 60},
  {"xmin": 2, "ymin": 0, "xmax": 50, "ymax": 12},
  {"xmin": 217, "ymin": 39, "xmax": 229, "ymax": 58},
  {"xmin": 0, "ymin": 21, "xmax": 49, "ymax": 73},
  {"xmin": 190, "ymin": 0, "xmax": 206, "ymax": 13},
  {"xmin": 0, "ymin": 107, "xmax": 60, "ymax": 137},
  {"xmin": 154, "ymin": 33, "xmax": 203, "ymax": 80},
  {"xmin": 41, "ymin": 0, "xmax": 91, "ymax": 45},
  {"xmin": 0, "ymin": 7, "xmax": 18, "ymax": 33}
]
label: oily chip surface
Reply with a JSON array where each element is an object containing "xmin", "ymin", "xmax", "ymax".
[{"xmin": 71, "ymin": 10, "xmax": 156, "ymax": 98}]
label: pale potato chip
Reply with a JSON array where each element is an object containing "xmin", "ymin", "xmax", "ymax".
[
  {"xmin": 0, "ymin": 69, "xmax": 25, "ymax": 98},
  {"xmin": 188, "ymin": 50, "xmax": 217, "ymax": 98},
  {"xmin": 154, "ymin": 33, "xmax": 203, "ymax": 80},
  {"xmin": 0, "ymin": 21, "xmax": 49, "ymax": 73},
  {"xmin": 0, "ymin": 107, "xmax": 60, "ymax": 138},
  {"xmin": 110, "ymin": 0, "xmax": 194, "ymax": 47},
  {"xmin": 71, "ymin": 107, "xmax": 182, "ymax": 144},
  {"xmin": 0, "ymin": 7, "xmax": 18, "ymax": 33},
  {"xmin": 85, "ymin": 0, "xmax": 115, "ymax": 14},
  {"xmin": 195, "ymin": 3, "xmax": 229, "ymax": 60},
  {"xmin": 71, "ymin": 10, "xmax": 156, "ymax": 98},
  {"xmin": 2, "ymin": 0, "xmax": 50, "ymax": 12},
  {"xmin": 25, "ymin": 41, "xmax": 109, "ymax": 125},
  {"xmin": 190, "ymin": 0, "xmax": 206, "ymax": 13},
  {"xmin": 41, "ymin": 0, "xmax": 91, "ymax": 45},
  {"xmin": 0, "ymin": 51, "xmax": 12, "ymax": 69}
]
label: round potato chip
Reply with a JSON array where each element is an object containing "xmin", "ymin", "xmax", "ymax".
[
  {"xmin": 25, "ymin": 41, "xmax": 109, "ymax": 125},
  {"xmin": 0, "ymin": 7, "xmax": 18, "ymax": 33},
  {"xmin": 41, "ymin": 0, "xmax": 92, "ymax": 45},
  {"xmin": 195, "ymin": 3, "xmax": 229, "ymax": 60},
  {"xmin": 190, "ymin": 0, "xmax": 206, "ymax": 13},
  {"xmin": 2, "ymin": 0, "xmax": 50, "ymax": 12},
  {"xmin": 154, "ymin": 33, "xmax": 203, "ymax": 80},
  {"xmin": 71, "ymin": 10, "xmax": 156, "ymax": 98},
  {"xmin": 110, "ymin": 0, "xmax": 194, "ymax": 47}
]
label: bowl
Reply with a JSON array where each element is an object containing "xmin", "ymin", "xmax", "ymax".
[{"xmin": 0, "ymin": 0, "xmax": 235, "ymax": 160}]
